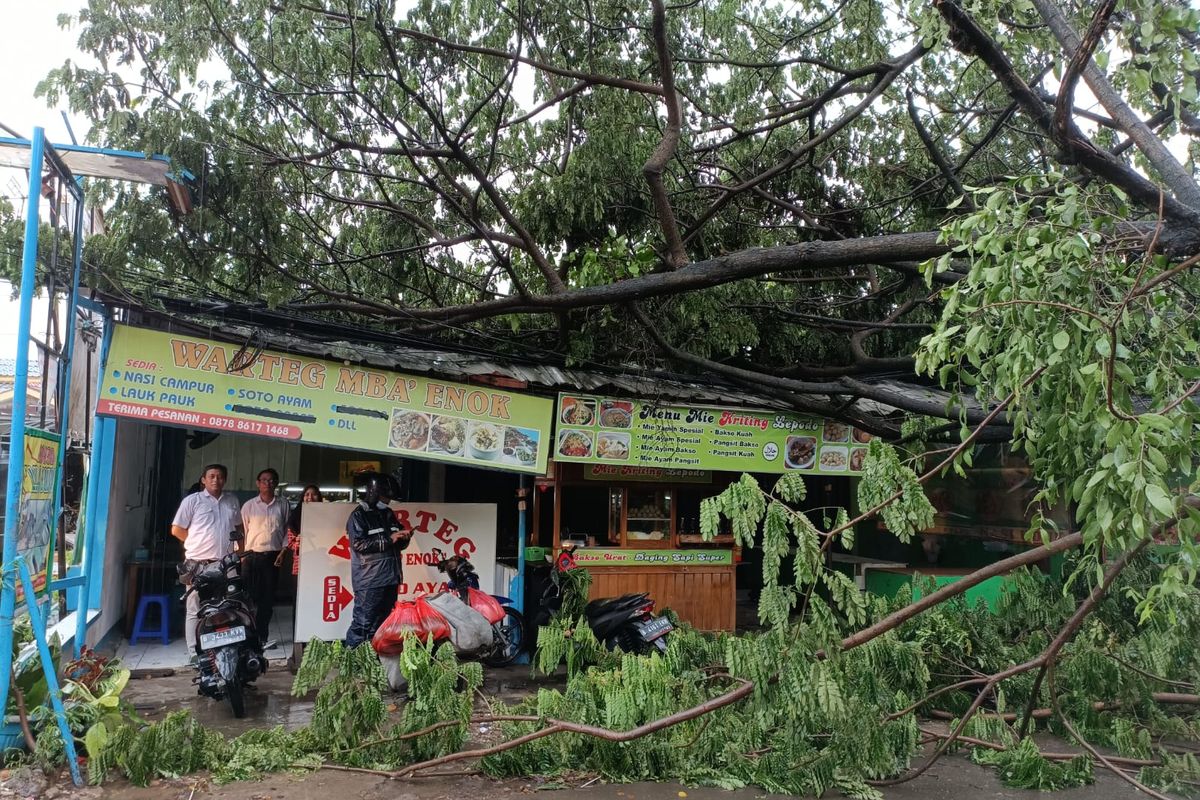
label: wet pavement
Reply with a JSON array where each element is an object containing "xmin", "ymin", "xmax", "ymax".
[{"xmin": 122, "ymin": 659, "xmax": 545, "ymax": 735}]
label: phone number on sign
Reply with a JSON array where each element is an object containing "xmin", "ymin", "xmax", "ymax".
[
  {"xmin": 206, "ymin": 417, "xmax": 297, "ymax": 437},
  {"xmin": 96, "ymin": 400, "xmax": 304, "ymax": 440}
]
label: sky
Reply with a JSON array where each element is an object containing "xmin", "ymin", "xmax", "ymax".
[{"xmin": 1, "ymin": 2, "xmax": 92, "ymax": 363}]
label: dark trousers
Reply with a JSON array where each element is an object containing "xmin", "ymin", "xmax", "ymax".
[
  {"xmin": 242, "ymin": 551, "xmax": 280, "ymax": 642},
  {"xmin": 346, "ymin": 584, "xmax": 398, "ymax": 648}
]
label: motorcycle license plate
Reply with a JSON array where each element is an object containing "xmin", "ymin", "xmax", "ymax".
[
  {"xmin": 199, "ymin": 625, "xmax": 247, "ymax": 651},
  {"xmin": 637, "ymin": 617, "xmax": 673, "ymax": 641}
]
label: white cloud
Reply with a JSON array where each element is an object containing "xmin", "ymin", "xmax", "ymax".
[
  {"xmin": 0, "ymin": 1, "xmax": 92, "ymax": 146},
  {"xmin": 1, "ymin": 3, "xmax": 92, "ymax": 361}
]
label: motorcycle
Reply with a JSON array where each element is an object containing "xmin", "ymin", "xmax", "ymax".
[
  {"xmin": 532, "ymin": 546, "xmax": 674, "ymax": 654},
  {"xmin": 180, "ymin": 535, "xmax": 266, "ymax": 718},
  {"xmin": 432, "ymin": 548, "xmax": 525, "ymax": 667}
]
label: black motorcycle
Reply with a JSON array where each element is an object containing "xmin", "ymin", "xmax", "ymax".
[
  {"xmin": 180, "ymin": 537, "xmax": 266, "ymax": 717},
  {"xmin": 532, "ymin": 547, "xmax": 673, "ymax": 654}
]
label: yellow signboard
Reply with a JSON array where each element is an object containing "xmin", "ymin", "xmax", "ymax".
[{"xmin": 98, "ymin": 325, "xmax": 552, "ymax": 473}]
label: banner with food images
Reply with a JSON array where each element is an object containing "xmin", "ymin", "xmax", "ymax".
[
  {"xmin": 97, "ymin": 324, "xmax": 553, "ymax": 474},
  {"xmin": 554, "ymin": 393, "xmax": 870, "ymax": 475},
  {"xmin": 14, "ymin": 428, "xmax": 61, "ymax": 609}
]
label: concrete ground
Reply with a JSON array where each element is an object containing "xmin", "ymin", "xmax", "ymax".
[
  {"xmin": 115, "ymin": 607, "xmax": 296, "ymax": 673},
  {"xmin": 8, "ymin": 666, "xmax": 1152, "ymax": 800}
]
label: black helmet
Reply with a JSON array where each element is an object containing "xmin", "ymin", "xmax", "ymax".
[{"xmin": 355, "ymin": 471, "xmax": 399, "ymax": 499}]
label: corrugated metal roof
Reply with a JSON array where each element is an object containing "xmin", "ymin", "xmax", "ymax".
[
  {"xmin": 102, "ymin": 292, "xmax": 906, "ymax": 418},
  {"xmin": 214, "ymin": 321, "xmax": 800, "ymax": 410},
  {"xmin": 0, "ymin": 357, "xmax": 42, "ymax": 378}
]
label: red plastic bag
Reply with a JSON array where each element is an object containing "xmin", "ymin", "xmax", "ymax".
[
  {"xmin": 372, "ymin": 596, "xmax": 451, "ymax": 655},
  {"xmin": 465, "ymin": 588, "xmax": 505, "ymax": 625}
]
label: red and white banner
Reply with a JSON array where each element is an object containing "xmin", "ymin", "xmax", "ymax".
[{"xmin": 294, "ymin": 502, "xmax": 498, "ymax": 642}]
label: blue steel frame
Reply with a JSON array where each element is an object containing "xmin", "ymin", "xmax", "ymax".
[
  {"xmin": 0, "ymin": 127, "xmax": 83, "ymax": 785},
  {"xmin": 0, "ymin": 128, "xmax": 181, "ymax": 783}
]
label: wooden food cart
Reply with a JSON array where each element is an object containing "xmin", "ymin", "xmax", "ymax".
[
  {"xmin": 540, "ymin": 392, "xmax": 874, "ymax": 632},
  {"xmin": 542, "ymin": 462, "xmax": 738, "ymax": 631}
]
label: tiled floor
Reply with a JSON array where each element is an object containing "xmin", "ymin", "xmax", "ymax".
[{"xmin": 115, "ymin": 605, "xmax": 295, "ymax": 671}]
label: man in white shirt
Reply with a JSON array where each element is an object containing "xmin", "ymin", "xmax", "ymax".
[
  {"xmin": 241, "ymin": 467, "xmax": 289, "ymax": 645},
  {"xmin": 171, "ymin": 463, "xmax": 244, "ymax": 659}
]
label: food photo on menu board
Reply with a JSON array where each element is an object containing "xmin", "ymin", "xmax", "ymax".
[
  {"xmin": 388, "ymin": 408, "xmax": 542, "ymax": 468},
  {"xmin": 554, "ymin": 393, "xmax": 871, "ymax": 475}
]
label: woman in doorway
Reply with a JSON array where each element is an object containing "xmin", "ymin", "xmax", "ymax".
[{"xmin": 277, "ymin": 484, "xmax": 323, "ymax": 575}]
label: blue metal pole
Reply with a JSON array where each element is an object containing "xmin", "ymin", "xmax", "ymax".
[
  {"xmin": 84, "ymin": 417, "xmax": 116, "ymax": 611},
  {"xmin": 0, "ymin": 127, "xmax": 46, "ymax": 723},
  {"xmin": 18, "ymin": 560, "xmax": 83, "ymax": 787},
  {"xmin": 52, "ymin": 177, "xmax": 86, "ymax": 654},
  {"xmin": 74, "ymin": 317, "xmax": 114, "ymax": 650},
  {"xmin": 514, "ymin": 477, "xmax": 528, "ymax": 613},
  {"xmin": 512, "ymin": 477, "xmax": 531, "ymax": 664}
]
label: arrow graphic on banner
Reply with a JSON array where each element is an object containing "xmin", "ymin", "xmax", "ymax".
[
  {"xmin": 323, "ymin": 576, "xmax": 354, "ymax": 621},
  {"xmin": 328, "ymin": 534, "xmax": 351, "ymax": 560}
]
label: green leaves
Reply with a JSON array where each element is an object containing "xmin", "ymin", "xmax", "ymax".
[
  {"xmin": 773, "ymin": 472, "xmax": 807, "ymax": 503},
  {"xmin": 973, "ymin": 737, "xmax": 1094, "ymax": 790},
  {"xmin": 1144, "ymin": 485, "xmax": 1175, "ymax": 519},
  {"xmin": 856, "ymin": 440, "xmax": 935, "ymax": 544},
  {"xmin": 917, "ymin": 169, "xmax": 1200, "ymax": 615}
]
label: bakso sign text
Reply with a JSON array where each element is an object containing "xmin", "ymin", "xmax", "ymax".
[
  {"xmin": 97, "ymin": 325, "xmax": 552, "ymax": 473},
  {"xmin": 553, "ymin": 393, "xmax": 870, "ymax": 475}
]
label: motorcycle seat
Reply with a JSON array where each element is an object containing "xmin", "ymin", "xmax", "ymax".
[{"xmin": 585, "ymin": 593, "xmax": 649, "ymax": 618}]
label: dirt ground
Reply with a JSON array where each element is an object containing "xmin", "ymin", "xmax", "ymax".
[{"xmin": 4, "ymin": 666, "xmax": 1153, "ymax": 800}]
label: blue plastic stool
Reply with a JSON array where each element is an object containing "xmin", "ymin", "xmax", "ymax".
[{"xmin": 130, "ymin": 594, "xmax": 171, "ymax": 645}]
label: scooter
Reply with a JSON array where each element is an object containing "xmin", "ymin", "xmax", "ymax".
[
  {"xmin": 432, "ymin": 548, "xmax": 525, "ymax": 667},
  {"xmin": 532, "ymin": 546, "xmax": 673, "ymax": 654},
  {"xmin": 180, "ymin": 534, "xmax": 266, "ymax": 718}
]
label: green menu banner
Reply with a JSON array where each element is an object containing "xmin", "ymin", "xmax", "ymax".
[
  {"xmin": 554, "ymin": 393, "xmax": 870, "ymax": 475},
  {"xmin": 97, "ymin": 325, "xmax": 553, "ymax": 474}
]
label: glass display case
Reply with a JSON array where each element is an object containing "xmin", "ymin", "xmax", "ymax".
[{"xmin": 613, "ymin": 487, "xmax": 674, "ymax": 548}]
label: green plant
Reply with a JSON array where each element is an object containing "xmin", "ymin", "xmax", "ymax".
[{"xmin": 973, "ymin": 737, "xmax": 1094, "ymax": 791}]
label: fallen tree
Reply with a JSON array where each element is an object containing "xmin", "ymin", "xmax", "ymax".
[
  {"xmin": 10, "ymin": 0, "xmax": 1200, "ymax": 794},
  {"xmin": 63, "ymin": 473, "xmax": 1198, "ymax": 797}
]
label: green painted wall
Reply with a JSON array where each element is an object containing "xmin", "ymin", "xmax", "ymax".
[{"xmin": 865, "ymin": 570, "xmax": 1011, "ymax": 611}]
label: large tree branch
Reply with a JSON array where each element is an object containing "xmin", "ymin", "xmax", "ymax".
[
  {"xmin": 390, "ymin": 676, "xmax": 755, "ymax": 777},
  {"xmin": 380, "ymin": 232, "xmax": 952, "ymax": 322},
  {"xmin": 628, "ymin": 301, "xmax": 1008, "ymax": 426},
  {"xmin": 643, "ymin": 0, "xmax": 687, "ymax": 270},
  {"xmin": 935, "ymin": 0, "xmax": 1200, "ymax": 226},
  {"xmin": 1033, "ymin": 0, "xmax": 1200, "ymax": 212}
]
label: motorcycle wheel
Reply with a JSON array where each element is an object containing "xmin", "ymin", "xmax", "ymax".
[
  {"xmin": 226, "ymin": 678, "xmax": 246, "ymax": 718},
  {"xmin": 481, "ymin": 607, "xmax": 525, "ymax": 667}
]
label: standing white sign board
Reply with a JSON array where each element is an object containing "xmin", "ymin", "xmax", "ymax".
[{"xmin": 294, "ymin": 502, "xmax": 498, "ymax": 642}]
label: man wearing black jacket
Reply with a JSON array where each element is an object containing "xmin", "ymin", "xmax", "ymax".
[{"xmin": 345, "ymin": 472, "xmax": 411, "ymax": 647}]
